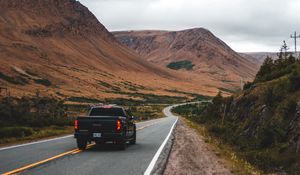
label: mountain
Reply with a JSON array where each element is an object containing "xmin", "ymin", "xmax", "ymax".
[
  {"xmin": 0, "ymin": 0, "xmax": 220, "ymax": 100},
  {"xmin": 238, "ymin": 53, "xmax": 264, "ymax": 65},
  {"xmin": 114, "ymin": 29, "xmax": 260, "ymax": 90},
  {"xmin": 241, "ymin": 52, "xmax": 279, "ymax": 64}
]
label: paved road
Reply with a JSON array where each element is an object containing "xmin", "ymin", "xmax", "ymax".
[{"xmin": 0, "ymin": 106, "xmax": 178, "ymax": 175}]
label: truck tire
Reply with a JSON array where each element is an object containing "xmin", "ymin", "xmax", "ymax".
[
  {"xmin": 129, "ymin": 131, "xmax": 136, "ymax": 145},
  {"xmin": 117, "ymin": 139, "xmax": 126, "ymax": 150},
  {"xmin": 77, "ymin": 139, "xmax": 87, "ymax": 150}
]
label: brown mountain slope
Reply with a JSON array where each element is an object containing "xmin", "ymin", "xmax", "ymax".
[
  {"xmin": 241, "ymin": 52, "xmax": 279, "ymax": 64},
  {"xmin": 0, "ymin": 0, "xmax": 220, "ymax": 100},
  {"xmin": 114, "ymin": 29, "xmax": 259, "ymax": 88}
]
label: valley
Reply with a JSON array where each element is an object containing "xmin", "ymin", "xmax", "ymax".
[{"xmin": 2, "ymin": 0, "xmax": 297, "ymax": 175}]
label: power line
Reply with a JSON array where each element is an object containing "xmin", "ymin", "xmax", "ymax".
[{"xmin": 290, "ymin": 31, "xmax": 300, "ymax": 54}]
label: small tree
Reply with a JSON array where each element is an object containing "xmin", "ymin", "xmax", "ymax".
[
  {"xmin": 255, "ymin": 56, "xmax": 274, "ymax": 82},
  {"xmin": 243, "ymin": 81, "xmax": 254, "ymax": 90},
  {"xmin": 212, "ymin": 91, "xmax": 223, "ymax": 105},
  {"xmin": 277, "ymin": 40, "xmax": 289, "ymax": 59},
  {"xmin": 287, "ymin": 54, "xmax": 296, "ymax": 65}
]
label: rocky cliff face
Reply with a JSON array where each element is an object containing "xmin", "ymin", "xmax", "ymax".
[{"xmin": 114, "ymin": 29, "xmax": 260, "ymax": 86}]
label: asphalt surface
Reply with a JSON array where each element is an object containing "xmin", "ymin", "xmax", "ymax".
[{"xmin": 0, "ymin": 106, "xmax": 178, "ymax": 175}]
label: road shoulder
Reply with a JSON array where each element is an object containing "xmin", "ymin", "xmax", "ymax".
[{"xmin": 164, "ymin": 118, "xmax": 233, "ymax": 175}]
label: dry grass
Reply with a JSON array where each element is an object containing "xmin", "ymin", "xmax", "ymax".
[
  {"xmin": 182, "ymin": 117, "xmax": 262, "ymax": 175},
  {"xmin": 0, "ymin": 126, "xmax": 73, "ymax": 147}
]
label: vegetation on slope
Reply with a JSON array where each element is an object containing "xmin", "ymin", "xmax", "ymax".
[
  {"xmin": 0, "ymin": 88, "xmax": 206, "ymax": 145},
  {"xmin": 0, "ymin": 93, "xmax": 73, "ymax": 144},
  {"xmin": 166, "ymin": 60, "xmax": 195, "ymax": 70},
  {"xmin": 0, "ymin": 71, "xmax": 29, "ymax": 85},
  {"xmin": 173, "ymin": 53, "xmax": 300, "ymax": 174}
]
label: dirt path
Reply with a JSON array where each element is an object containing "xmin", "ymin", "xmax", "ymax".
[{"xmin": 164, "ymin": 118, "xmax": 233, "ymax": 175}]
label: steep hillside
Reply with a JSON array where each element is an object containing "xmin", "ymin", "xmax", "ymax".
[
  {"xmin": 0, "ymin": 0, "xmax": 219, "ymax": 100},
  {"xmin": 175, "ymin": 54, "xmax": 300, "ymax": 173},
  {"xmin": 114, "ymin": 29, "xmax": 259, "ymax": 89}
]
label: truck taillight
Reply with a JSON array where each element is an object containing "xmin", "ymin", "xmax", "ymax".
[
  {"xmin": 74, "ymin": 119, "xmax": 78, "ymax": 130},
  {"xmin": 116, "ymin": 119, "xmax": 122, "ymax": 132}
]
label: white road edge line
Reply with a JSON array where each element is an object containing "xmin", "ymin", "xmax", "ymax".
[
  {"xmin": 0, "ymin": 117, "xmax": 167, "ymax": 151},
  {"xmin": 144, "ymin": 109, "xmax": 178, "ymax": 175},
  {"xmin": 0, "ymin": 135, "xmax": 73, "ymax": 151}
]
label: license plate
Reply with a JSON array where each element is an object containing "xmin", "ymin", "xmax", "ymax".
[{"xmin": 93, "ymin": 133, "xmax": 101, "ymax": 138}]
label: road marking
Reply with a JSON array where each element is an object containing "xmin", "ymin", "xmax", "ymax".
[
  {"xmin": 0, "ymin": 120, "xmax": 163, "ymax": 175},
  {"xmin": 1, "ymin": 102, "xmax": 206, "ymax": 175},
  {"xmin": 0, "ymin": 135, "xmax": 73, "ymax": 151},
  {"xmin": 0, "ymin": 117, "xmax": 167, "ymax": 152},
  {"xmin": 2, "ymin": 148, "xmax": 78, "ymax": 175},
  {"xmin": 143, "ymin": 117, "xmax": 178, "ymax": 175},
  {"xmin": 137, "ymin": 119, "xmax": 165, "ymax": 131}
]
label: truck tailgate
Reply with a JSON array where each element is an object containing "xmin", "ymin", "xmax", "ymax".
[{"xmin": 77, "ymin": 116, "xmax": 119, "ymax": 133}]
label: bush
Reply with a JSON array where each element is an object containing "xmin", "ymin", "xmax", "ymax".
[
  {"xmin": 0, "ymin": 96, "xmax": 70, "ymax": 128},
  {"xmin": 0, "ymin": 127, "xmax": 34, "ymax": 139},
  {"xmin": 0, "ymin": 72, "xmax": 28, "ymax": 85},
  {"xmin": 167, "ymin": 60, "xmax": 195, "ymax": 70},
  {"xmin": 288, "ymin": 71, "xmax": 300, "ymax": 92},
  {"xmin": 262, "ymin": 80, "xmax": 289, "ymax": 107},
  {"xmin": 254, "ymin": 55, "xmax": 298, "ymax": 83},
  {"xmin": 208, "ymin": 124, "xmax": 225, "ymax": 135},
  {"xmin": 34, "ymin": 78, "xmax": 52, "ymax": 86},
  {"xmin": 243, "ymin": 82, "xmax": 254, "ymax": 90},
  {"xmin": 67, "ymin": 96, "xmax": 102, "ymax": 103}
]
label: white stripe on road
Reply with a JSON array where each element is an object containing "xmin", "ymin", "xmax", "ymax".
[
  {"xmin": 0, "ymin": 117, "xmax": 167, "ymax": 152},
  {"xmin": 144, "ymin": 106, "xmax": 178, "ymax": 175},
  {"xmin": 0, "ymin": 135, "xmax": 73, "ymax": 151}
]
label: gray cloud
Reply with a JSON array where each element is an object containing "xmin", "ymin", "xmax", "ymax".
[{"xmin": 79, "ymin": 0, "xmax": 300, "ymax": 52}]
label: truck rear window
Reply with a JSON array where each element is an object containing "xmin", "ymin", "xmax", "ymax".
[{"xmin": 89, "ymin": 108, "xmax": 125, "ymax": 117}]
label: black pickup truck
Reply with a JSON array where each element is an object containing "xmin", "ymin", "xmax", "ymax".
[{"xmin": 74, "ymin": 105, "xmax": 136, "ymax": 150}]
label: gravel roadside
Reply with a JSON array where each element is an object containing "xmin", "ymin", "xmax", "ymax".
[{"xmin": 164, "ymin": 118, "xmax": 233, "ymax": 175}]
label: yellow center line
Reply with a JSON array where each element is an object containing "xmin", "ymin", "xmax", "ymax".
[
  {"xmin": 2, "ymin": 149, "xmax": 77, "ymax": 175},
  {"xmin": 136, "ymin": 120, "xmax": 164, "ymax": 131},
  {"xmin": 1, "ymin": 119, "xmax": 164, "ymax": 175}
]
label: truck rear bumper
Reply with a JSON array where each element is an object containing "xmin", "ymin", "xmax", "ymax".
[{"xmin": 74, "ymin": 132, "xmax": 124, "ymax": 142}]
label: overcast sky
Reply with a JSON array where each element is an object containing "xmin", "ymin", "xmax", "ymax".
[{"xmin": 79, "ymin": 0, "xmax": 300, "ymax": 52}]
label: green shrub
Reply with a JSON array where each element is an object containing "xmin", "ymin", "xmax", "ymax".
[
  {"xmin": 67, "ymin": 96, "xmax": 101, "ymax": 103},
  {"xmin": 0, "ymin": 127, "xmax": 34, "ymax": 139},
  {"xmin": 243, "ymin": 82, "xmax": 255, "ymax": 90},
  {"xmin": 34, "ymin": 78, "xmax": 52, "ymax": 86},
  {"xmin": 262, "ymin": 87, "xmax": 275, "ymax": 107},
  {"xmin": 0, "ymin": 72, "xmax": 28, "ymax": 85},
  {"xmin": 288, "ymin": 71, "xmax": 300, "ymax": 92},
  {"xmin": 208, "ymin": 124, "xmax": 225, "ymax": 135},
  {"xmin": 0, "ymin": 96, "xmax": 70, "ymax": 128},
  {"xmin": 167, "ymin": 60, "xmax": 195, "ymax": 70}
]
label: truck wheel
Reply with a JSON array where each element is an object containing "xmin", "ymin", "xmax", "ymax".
[
  {"xmin": 117, "ymin": 140, "xmax": 126, "ymax": 150},
  {"xmin": 77, "ymin": 139, "xmax": 87, "ymax": 150},
  {"xmin": 129, "ymin": 131, "xmax": 136, "ymax": 145}
]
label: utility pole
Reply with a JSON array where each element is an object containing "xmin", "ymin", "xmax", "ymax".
[
  {"xmin": 240, "ymin": 77, "xmax": 244, "ymax": 90},
  {"xmin": 290, "ymin": 31, "xmax": 300, "ymax": 54}
]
